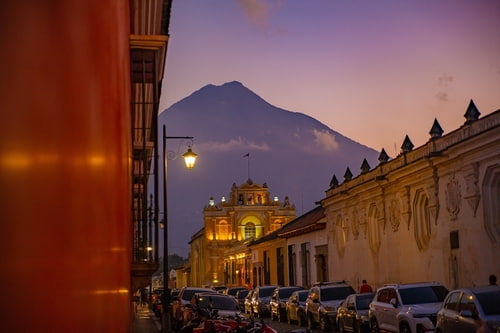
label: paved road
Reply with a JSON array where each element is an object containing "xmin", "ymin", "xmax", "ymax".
[{"xmin": 246, "ymin": 316, "xmax": 326, "ymax": 333}]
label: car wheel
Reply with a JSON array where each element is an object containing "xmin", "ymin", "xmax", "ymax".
[
  {"xmin": 400, "ymin": 323, "xmax": 411, "ymax": 333},
  {"xmin": 370, "ymin": 319, "xmax": 379, "ymax": 333}
]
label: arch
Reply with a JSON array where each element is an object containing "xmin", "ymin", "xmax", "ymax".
[
  {"xmin": 216, "ymin": 220, "xmax": 230, "ymax": 240},
  {"xmin": 270, "ymin": 219, "xmax": 283, "ymax": 232},
  {"xmin": 335, "ymin": 214, "xmax": 347, "ymax": 257},
  {"xmin": 368, "ymin": 203, "xmax": 380, "ymax": 254},
  {"xmin": 414, "ymin": 188, "xmax": 431, "ymax": 251},
  {"xmin": 482, "ymin": 164, "xmax": 500, "ymax": 243},
  {"xmin": 238, "ymin": 215, "xmax": 263, "ymax": 240}
]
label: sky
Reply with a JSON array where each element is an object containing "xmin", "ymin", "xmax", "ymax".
[{"xmin": 159, "ymin": 0, "xmax": 500, "ymax": 155}]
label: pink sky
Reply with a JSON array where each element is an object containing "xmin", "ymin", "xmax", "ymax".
[{"xmin": 160, "ymin": 0, "xmax": 500, "ymax": 154}]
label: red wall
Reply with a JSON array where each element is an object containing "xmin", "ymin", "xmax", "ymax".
[{"xmin": 0, "ymin": 1, "xmax": 132, "ymax": 331}]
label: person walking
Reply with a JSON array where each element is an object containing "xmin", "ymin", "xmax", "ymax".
[{"xmin": 359, "ymin": 280, "xmax": 373, "ymax": 293}]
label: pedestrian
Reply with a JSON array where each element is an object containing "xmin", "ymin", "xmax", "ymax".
[
  {"xmin": 489, "ymin": 274, "xmax": 497, "ymax": 285},
  {"xmin": 359, "ymin": 279, "xmax": 373, "ymax": 293}
]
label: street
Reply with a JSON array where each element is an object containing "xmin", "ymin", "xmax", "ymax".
[{"xmin": 244, "ymin": 316, "xmax": 325, "ymax": 333}]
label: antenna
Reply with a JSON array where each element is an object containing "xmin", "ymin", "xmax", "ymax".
[{"xmin": 243, "ymin": 153, "xmax": 250, "ymax": 180}]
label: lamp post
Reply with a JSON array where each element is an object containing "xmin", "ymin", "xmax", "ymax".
[{"xmin": 161, "ymin": 124, "xmax": 197, "ymax": 332}]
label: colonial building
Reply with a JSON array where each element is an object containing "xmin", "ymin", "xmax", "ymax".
[
  {"xmin": 321, "ymin": 100, "xmax": 500, "ymax": 289},
  {"xmin": 276, "ymin": 205, "xmax": 327, "ymax": 288},
  {"xmin": 189, "ymin": 179, "xmax": 296, "ymax": 287},
  {"xmin": 187, "ymin": 100, "xmax": 499, "ymax": 292},
  {"xmin": 247, "ymin": 205, "xmax": 327, "ymax": 288}
]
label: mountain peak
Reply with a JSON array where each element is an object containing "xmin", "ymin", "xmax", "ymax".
[{"xmin": 170, "ymin": 80, "xmax": 269, "ymax": 112}]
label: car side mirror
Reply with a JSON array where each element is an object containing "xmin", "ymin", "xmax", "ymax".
[
  {"xmin": 460, "ymin": 310, "xmax": 473, "ymax": 318},
  {"xmin": 389, "ymin": 298, "xmax": 398, "ymax": 308}
]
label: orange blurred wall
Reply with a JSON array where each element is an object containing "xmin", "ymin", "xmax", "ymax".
[{"xmin": 0, "ymin": 1, "xmax": 132, "ymax": 331}]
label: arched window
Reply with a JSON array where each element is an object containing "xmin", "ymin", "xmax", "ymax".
[
  {"xmin": 217, "ymin": 220, "xmax": 229, "ymax": 240},
  {"xmin": 270, "ymin": 219, "xmax": 283, "ymax": 232},
  {"xmin": 244, "ymin": 223, "xmax": 256, "ymax": 239},
  {"xmin": 482, "ymin": 164, "xmax": 500, "ymax": 243}
]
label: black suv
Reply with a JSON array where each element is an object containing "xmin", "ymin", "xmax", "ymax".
[{"xmin": 305, "ymin": 281, "xmax": 356, "ymax": 331}]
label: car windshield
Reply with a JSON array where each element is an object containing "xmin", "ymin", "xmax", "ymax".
[
  {"xmin": 228, "ymin": 288, "xmax": 246, "ymax": 296},
  {"xmin": 298, "ymin": 291, "xmax": 309, "ymax": 302},
  {"xmin": 280, "ymin": 288, "xmax": 300, "ymax": 299},
  {"xmin": 321, "ymin": 286, "xmax": 354, "ymax": 301},
  {"xmin": 399, "ymin": 286, "xmax": 448, "ymax": 305},
  {"xmin": 356, "ymin": 293, "xmax": 375, "ymax": 310},
  {"xmin": 197, "ymin": 295, "xmax": 239, "ymax": 311},
  {"xmin": 476, "ymin": 290, "xmax": 500, "ymax": 315},
  {"xmin": 182, "ymin": 289, "xmax": 213, "ymax": 301},
  {"xmin": 236, "ymin": 290, "xmax": 249, "ymax": 299},
  {"xmin": 259, "ymin": 287, "xmax": 275, "ymax": 297}
]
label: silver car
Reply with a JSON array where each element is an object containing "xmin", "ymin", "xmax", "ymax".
[{"xmin": 436, "ymin": 285, "xmax": 500, "ymax": 333}]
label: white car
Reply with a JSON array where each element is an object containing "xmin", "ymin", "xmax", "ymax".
[{"xmin": 368, "ymin": 282, "xmax": 448, "ymax": 333}]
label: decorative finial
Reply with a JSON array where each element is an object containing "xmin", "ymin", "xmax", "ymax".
[
  {"xmin": 344, "ymin": 167, "xmax": 353, "ymax": 182},
  {"xmin": 360, "ymin": 158, "xmax": 371, "ymax": 174},
  {"xmin": 464, "ymin": 99, "xmax": 480, "ymax": 124},
  {"xmin": 401, "ymin": 135, "xmax": 414, "ymax": 153},
  {"xmin": 429, "ymin": 118, "xmax": 444, "ymax": 139},
  {"xmin": 329, "ymin": 174, "xmax": 339, "ymax": 188},
  {"xmin": 378, "ymin": 148, "xmax": 389, "ymax": 164}
]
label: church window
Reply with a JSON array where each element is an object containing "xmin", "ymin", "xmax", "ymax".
[{"xmin": 244, "ymin": 223, "xmax": 256, "ymax": 239}]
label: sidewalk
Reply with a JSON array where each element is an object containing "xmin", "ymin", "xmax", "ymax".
[{"xmin": 133, "ymin": 304, "xmax": 162, "ymax": 333}]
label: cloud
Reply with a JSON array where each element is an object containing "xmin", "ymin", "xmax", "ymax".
[
  {"xmin": 435, "ymin": 74, "xmax": 454, "ymax": 103},
  {"xmin": 437, "ymin": 74, "xmax": 454, "ymax": 87},
  {"xmin": 435, "ymin": 91, "xmax": 449, "ymax": 103},
  {"xmin": 312, "ymin": 129, "xmax": 339, "ymax": 152},
  {"xmin": 236, "ymin": 0, "xmax": 277, "ymax": 30},
  {"xmin": 199, "ymin": 137, "xmax": 270, "ymax": 152}
]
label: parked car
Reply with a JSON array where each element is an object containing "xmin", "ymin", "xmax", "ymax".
[
  {"xmin": 213, "ymin": 286, "xmax": 227, "ymax": 294},
  {"xmin": 235, "ymin": 289, "xmax": 250, "ymax": 311},
  {"xmin": 336, "ymin": 292, "xmax": 374, "ymax": 333},
  {"xmin": 436, "ymin": 285, "xmax": 500, "ymax": 333},
  {"xmin": 369, "ymin": 281, "xmax": 448, "ymax": 333},
  {"xmin": 190, "ymin": 292, "xmax": 243, "ymax": 319},
  {"xmin": 306, "ymin": 281, "xmax": 356, "ymax": 331},
  {"xmin": 174, "ymin": 287, "xmax": 215, "ymax": 327},
  {"xmin": 286, "ymin": 289, "xmax": 309, "ymax": 326},
  {"xmin": 270, "ymin": 286, "xmax": 303, "ymax": 322},
  {"xmin": 252, "ymin": 285, "xmax": 278, "ymax": 318},
  {"xmin": 244, "ymin": 289, "xmax": 255, "ymax": 315},
  {"xmin": 224, "ymin": 286, "xmax": 248, "ymax": 297}
]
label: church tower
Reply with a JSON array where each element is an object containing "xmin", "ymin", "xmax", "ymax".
[{"xmin": 190, "ymin": 179, "xmax": 296, "ymax": 287}]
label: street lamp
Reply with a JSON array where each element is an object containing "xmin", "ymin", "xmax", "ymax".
[{"xmin": 161, "ymin": 124, "xmax": 197, "ymax": 332}]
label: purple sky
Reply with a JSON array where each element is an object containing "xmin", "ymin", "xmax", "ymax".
[{"xmin": 160, "ymin": 0, "xmax": 500, "ymax": 155}]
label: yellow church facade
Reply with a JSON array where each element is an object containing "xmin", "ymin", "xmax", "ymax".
[{"xmin": 189, "ymin": 179, "xmax": 296, "ymax": 287}]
